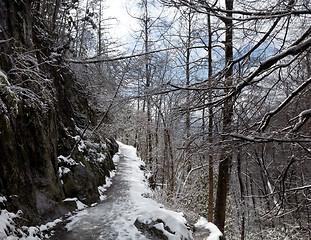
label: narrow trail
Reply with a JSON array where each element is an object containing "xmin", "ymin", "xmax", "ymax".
[{"xmin": 61, "ymin": 144, "xmax": 148, "ymax": 239}]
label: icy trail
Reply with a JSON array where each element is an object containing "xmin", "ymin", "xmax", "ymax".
[{"xmin": 60, "ymin": 142, "xmax": 192, "ymax": 240}]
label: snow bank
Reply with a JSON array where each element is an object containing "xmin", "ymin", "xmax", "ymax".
[
  {"xmin": 0, "ymin": 209, "xmax": 19, "ymax": 239},
  {"xmin": 97, "ymin": 149, "xmax": 120, "ymax": 200},
  {"xmin": 118, "ymin": 142, "xmax": 193, "ymax": 240},
  {"xmin": 98, "ymin": 170, "xmax": 116, "ymax": 201},
  {"xmin": 194, "ymin": 217, "xmax": 223, "ymax": 240},
  {"xmin": 0, "ymin": 207, "xmax": 63, "ymax": 239}
]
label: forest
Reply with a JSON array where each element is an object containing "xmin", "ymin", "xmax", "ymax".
[{"xmin": 1, "ymin": 0, "xmax": 311, "ymax": 239}]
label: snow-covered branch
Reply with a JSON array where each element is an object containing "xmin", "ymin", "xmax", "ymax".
[
  {"xmin": 258, "ymin": 76, "xmax": 311, "ymax": 131},
  {"xmin": 0, "ymin": 38, "xmax": 13, "ymax": 44},
  {"xmin": 233, "ymin": 36, "xmax": 311, "ymax": 96},
  {"xmin": 66, "ymin": 47, "xmax": 181, "ymax": 64},
  {"xmin": 292, "ymin": 109, "xmax": 311, "ymax": 132},
  {"xmin": 160, "ymin": 0, "xmax": 311, "ymax": 21},
  {"xmin": 229, "ymin": 133, "xmax": 311, "ymax": 143},
  {"xmin": 179, "ymin": 163, "xmax": 209, "ymax": 195}
]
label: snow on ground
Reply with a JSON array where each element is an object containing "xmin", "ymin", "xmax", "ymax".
[
  {"xmin": 0, "ymin": 198, "xmax": 63, "ymax": 239},
  {"xmin": 194, "ymin": 217, "xmax": 223, "ymax": 240},
  {"xmin": 98, "ymin": 151, "xmax": 120, "ymax": 201},
  {"xmin": 0, "ymin": 142, "xmax": 220, "ymax": 240},
  {"xmin": 63, "ymin": 142, "xmax": 193, "ymax": 239},
  {"xmin": 63, "ymin": 198, "xmax": 87, "ymax": 210},
  {"xmin": 0, "ymin": 205, "xmax": 63, "ymax": 240},
  {"xmin": 121, "ymin": 143, "xmax": 192, "ymax": 239}
]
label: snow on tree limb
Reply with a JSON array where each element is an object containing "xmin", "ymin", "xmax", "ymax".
[
  {"xmin": 234, "ymin": 36, "xmax": 311, "ymax": 94},
  {"xmin": 66, "ymin": 47, "xmax": 181, "ymax": 64},
  {"xmin": 292, "ymin": 108, "xmax": 311, "ymax": 132},
  {"xmin": 159, "ymin": 0, "xmax": 311, "ymax": 21},
  {"xmin": 229, "ymin": 133, "xmax": 311, "ymax": 143},
  {"xmin": 0, "ymin": 38, "xmax": 13, "ymax": 44},
  {"xmin": 258, "ymin": 77, "xmax": 311, "ymax": 132}
]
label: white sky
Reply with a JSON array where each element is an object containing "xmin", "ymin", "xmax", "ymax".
[{"xmin": 105, "ymin": 0, "xmax": 140, "ymax": 44}]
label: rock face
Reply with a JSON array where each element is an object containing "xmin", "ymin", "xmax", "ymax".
[{"xmin": 0, "ymin": 0, "xmax": 118, "ymax": 226}]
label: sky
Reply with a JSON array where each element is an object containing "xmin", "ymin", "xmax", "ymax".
[{"xmin": 105, "ymin": 0, "xmax": 140, "ymax": 44}]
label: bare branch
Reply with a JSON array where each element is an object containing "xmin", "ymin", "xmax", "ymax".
[
  {"xmin": 230, "ymin": 133, "xmax": 311, "ymax": 143},
  {"xmin": 0, "ymin": 38, "xmax": 13, "ymax": 44},
  {"xmin": 66, "ymin": 47, "xmax": 181, "ymax": 64},
  {"xmin": 258, "ymin": 77, "xmax": 311, "ymax": 131},
  {"xmin": 231, "ymin": 36, "xmax": 311, "ymax": 100},
  {"xmin": 292, "ymin": 109, "xmax": 311, "ymax": 132},
  {"xmin": 159, "ymin": 0, "xmax": 311, "ymax": 21}
]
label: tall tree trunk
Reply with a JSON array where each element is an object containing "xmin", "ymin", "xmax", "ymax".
[
  {"xmin": 207, "ymin": 12, "xmax": 214, "ymax": 223},
  {"xmin": 185, "ymin": 10, "xmax": 191, "ymax": 139},
  {"xmin": 7, "ymin": 0, "xmax": 33, "ymax": 48},
  {"xmin": 78, "ymin": 0, "xmax": 89, "ymax": 57},
  {"xmin": 237, "ymin": 151, "xmax": 245, "ymax": 240},
  {"xmin": 143, "ymin": 0, "xmax": 152, "ymax": 164},
  {"xmin": 52, "ymin": 0, "xmax": 61, "ymax": 31},
  {"xmin": 214, "ymin": 0, "xmax": 234, "ymax": 236},
  {"xmin": 98, "ymin": 0, "xmax": 103, "ymax": 55}
]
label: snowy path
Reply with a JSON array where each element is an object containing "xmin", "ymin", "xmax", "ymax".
[{"xmin": 60, "ymin": 142, "xmax": 192, "ymax": 240}]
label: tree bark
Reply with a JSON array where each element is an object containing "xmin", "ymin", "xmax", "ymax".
[
  {"xmin": 214, "ymin": 0, "xmax": 234, "ymax": 235},
  {"xmin": 185, "ymin": 10, "xmax": 191, "ymax": 139},
  {"xmin": 207, "ymin": 12, "xmax": 214, "ymax": 223},
  {"xmin": 237, "ymin": 151, "xmax": 245, "ymax": 240},
  {"xmin": 144, "ymin": 0, "xmax": 153, "ymax": 164}
]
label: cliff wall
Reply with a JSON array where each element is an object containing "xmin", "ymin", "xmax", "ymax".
[{"xmin": 0, "ymin": 0, "xmax": 118, "ymax": 226}]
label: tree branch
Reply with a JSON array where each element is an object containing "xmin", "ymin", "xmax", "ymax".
[
  {"xmin": 231, "ymin": 35, "xmax": 311, "ymax": 101},
  {"xmin": 66, "ymin": 47, "xmax": 181, "ymax": 64},
  {"xmin": 229, "ymin": 133, "xmax": 311, "ymax": 143},
  {"xmin": 258, "ymin": 76, "xmax": 311, "ymax": 131},
  {"xmin": 292, "ymin": 108, "xmax": 311, "ymax": 132}
]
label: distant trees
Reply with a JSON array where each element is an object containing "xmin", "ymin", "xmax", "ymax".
[{"xmin": 130, "ymin": 0, "xmax": 311, "ymax": 239}]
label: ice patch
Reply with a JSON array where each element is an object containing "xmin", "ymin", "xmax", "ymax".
[
  {"xmin": 63, "ymin": 142, "xmax": 193, "ymax": 239},
  {"xmin": 118, "ymin": 142, "xmax": 193, "ymax": 240}
]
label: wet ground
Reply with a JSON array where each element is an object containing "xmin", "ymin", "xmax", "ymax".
[{"xmin": 50, "ymin": 149, "xmax": 148, "ymax": 240}]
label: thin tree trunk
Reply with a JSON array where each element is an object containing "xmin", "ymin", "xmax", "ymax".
[
  {"xmin": 52, "ymin": 0, "xmax": 61, "ymax": 31},
  {"xmin": 207, "ymin": 12, "xmax": 214, "ymax": 223},
  {"xmin": 185, "ymin": 10, "xmax": 191, "ymax": 139},
  {"xmin": 78, "ymin": 0, "xmax": 89, "ymax": 57},
  {"xmin": 237, "ymin": 151, "xmax": 245, "ymax": 240},
  {"xmin": 214, "ymin": 0, "xmax": 234, "ymax": 236},
  {"xmin": 144, "ymin": 0, "xmax": 152, "ymax": 164},
  {"xmin": 98, "ymin": 0, "xmax": 102, "ymax": 55}
]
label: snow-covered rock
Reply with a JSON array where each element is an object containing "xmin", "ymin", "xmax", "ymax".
[{"xmin": 194, "ymin": 217, "xmax": 223, "ymax": 240}]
